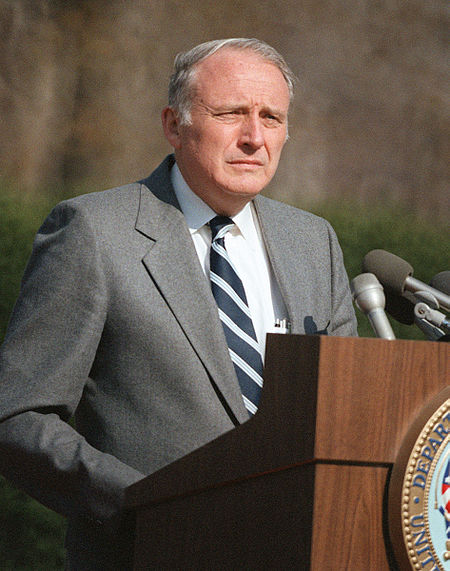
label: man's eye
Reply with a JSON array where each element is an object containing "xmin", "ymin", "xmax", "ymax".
[{"xmin": 214, "ymin": 111, "xmax": 242, "ymax": 120}]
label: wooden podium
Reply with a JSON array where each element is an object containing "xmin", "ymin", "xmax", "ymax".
[{"xmin": 125, "ymin": 334, "xmax": 449, "ymax": 570}]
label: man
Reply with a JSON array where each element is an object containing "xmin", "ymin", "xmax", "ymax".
[{"xmin": 0, "ymin": 39, "xmax": 357, "ymax": 568}]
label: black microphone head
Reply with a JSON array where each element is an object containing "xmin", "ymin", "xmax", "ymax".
[
  {"xmin": 430, "ymin": 271, "xmax": 450, "ymax": 296},
  {"xmin": 362, "ymin": 249, "xmax": 413, "ymax": 294},
  {"xmin": 384, "ymin": 290, "xmax": 416, "ymax": 325}
]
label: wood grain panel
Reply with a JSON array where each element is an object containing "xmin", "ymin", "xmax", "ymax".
[
  {"xmin": 314, "ymin": 336, "xmax": 449, "ymax": 462},
  {"xmin": 311, "ymin": 464, "xmax": 391, "ymax": 570}
]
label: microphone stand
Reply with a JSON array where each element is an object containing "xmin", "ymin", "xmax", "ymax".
[{"xmin": 412, "ymin": 290, "xmax": 450, "ymax": 341}]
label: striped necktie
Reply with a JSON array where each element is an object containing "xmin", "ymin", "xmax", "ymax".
[{"xmin": 209, "ymin": 215, "xmax": 263, "ymax": 416}]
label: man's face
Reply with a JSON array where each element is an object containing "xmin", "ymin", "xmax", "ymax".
[{"xmin": 163, "ymin": 49, "xmax": 291, "ymax": 215}]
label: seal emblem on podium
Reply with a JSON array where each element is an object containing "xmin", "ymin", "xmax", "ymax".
[{"xmin": 389, "ymin": 390, "xmax": 450, "ymax": 570}]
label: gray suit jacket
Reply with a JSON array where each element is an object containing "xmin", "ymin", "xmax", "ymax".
[{"xmin": 0, "ymin": 155, "xmax": 357, "ymax": 568}]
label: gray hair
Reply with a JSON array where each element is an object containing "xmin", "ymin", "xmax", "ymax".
[{"xmin": 168, "ymin": 38, "xmax": 296, "ymax": 124}]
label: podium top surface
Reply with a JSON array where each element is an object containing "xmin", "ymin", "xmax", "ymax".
[{"xmin": 126, "ymin": 334, "xmax": 449, "ymax": 509}]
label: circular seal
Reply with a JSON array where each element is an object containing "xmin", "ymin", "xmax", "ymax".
[{"xmin": 389, "ymin": 388, "xmax": 450, "ymax": 570}]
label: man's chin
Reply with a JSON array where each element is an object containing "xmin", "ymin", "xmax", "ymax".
[
  {"xmin": 222, "ymin": 173, "xmax": 270, "ymax": 197},
  {"xmin": 208, "ymin": 183, "xmax": 264, "ymax": 216},
  {"xmin": 222, "ymin": 185, "xmax": 264, "ymax": 200}
]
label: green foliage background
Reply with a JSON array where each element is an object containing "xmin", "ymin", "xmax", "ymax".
[{"xmin": 0, "ymin": 186, "xmax": 448, "ymax": 567}]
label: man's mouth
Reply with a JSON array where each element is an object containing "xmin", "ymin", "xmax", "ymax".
[{"xmin": 228, "ymin": 159, "xmax": 264, "ymax": 167}]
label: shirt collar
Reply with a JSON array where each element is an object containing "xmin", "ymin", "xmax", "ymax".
[
  {"xmin": 171, "ymin": 162, "xmax": 215, "ymax": 231},
  {"xmin": 171, "ymin": 162, "xmax": 255, "ymax": 240}
]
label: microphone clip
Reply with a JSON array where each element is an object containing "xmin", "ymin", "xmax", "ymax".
[{"xmin": 414, "ymin": 301, "xmax": 450, "ymax": 340}]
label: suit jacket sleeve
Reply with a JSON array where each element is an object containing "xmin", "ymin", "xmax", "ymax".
[
  {"xmin": 0, "ymin": 201, "xmax": 144, "ymax": 525},
  {"xmin": 325, "ymin": 220, "xmax": 358, "ymax": 337}
]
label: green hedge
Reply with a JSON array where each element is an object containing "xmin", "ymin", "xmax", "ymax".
[
  {"xmin": 310, "ymin": 197, "xmax": 448, "ymax": 339},
  {"xmin": 0, "ymin": 187, "xmax": 448, "ymax": 566},
  {"xmin": 0, "ymin": 478, "xmax": 66, "ymax": 570}
]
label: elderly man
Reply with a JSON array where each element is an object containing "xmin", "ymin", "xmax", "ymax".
[{"xmin": 0, "ymin": 39, "xmax": 357, "ymax": 569}]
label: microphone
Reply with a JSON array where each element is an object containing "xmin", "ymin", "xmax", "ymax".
[
  {"xmin": 430, "ymin": 271, "xmax": 450, "ymax": 296},
  {"xmin": 350, "ymin": 273, "xmax": 396, "ymax": 340},
  {"xmin": 362, "ymin": 250, "xmax": 450, "ymax": 312},
  {"xmin": 384, "ymin": 290, "xmax": 416, "ymax": 325}
]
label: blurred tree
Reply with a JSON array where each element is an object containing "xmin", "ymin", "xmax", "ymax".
[{"xmin": 0, "ymin": 0, "xmax": 448, "ymax": 217}]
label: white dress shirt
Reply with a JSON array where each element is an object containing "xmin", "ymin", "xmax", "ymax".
[{"xmin": 171, "ymin": 163, "xmax": 287, "ymax": 360}]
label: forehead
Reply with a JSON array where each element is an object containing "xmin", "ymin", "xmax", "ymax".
[{"xmin": 192, "ymin": 49, "xmax": 290, "ymax": 107}]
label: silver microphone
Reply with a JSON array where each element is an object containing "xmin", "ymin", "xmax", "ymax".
[{"xmin": 351, "ymin": 273, "xmax": 396, "ymax": 340}]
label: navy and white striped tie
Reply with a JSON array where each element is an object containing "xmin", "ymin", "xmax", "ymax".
[{"xmin": 209, "ymin": 215, "xmax": 263, "ymax": 416}]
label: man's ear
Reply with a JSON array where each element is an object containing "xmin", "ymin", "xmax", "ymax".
[{"xmin": 161, "ymin": 107, "xmax": 182, "ymax": 149}]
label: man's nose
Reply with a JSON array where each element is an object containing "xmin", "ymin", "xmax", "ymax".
[{"xmin": 239, "ymin": 114, "xmax": 265, "ymax": 149}]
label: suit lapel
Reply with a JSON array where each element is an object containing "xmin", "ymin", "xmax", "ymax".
[
  {"xmin": 135, "ymin": 157, "xmax": 248, "ymax": 423},
  {"xmin": 254, "ymin": 195, "xmax": 310, "ymax": 335}
]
